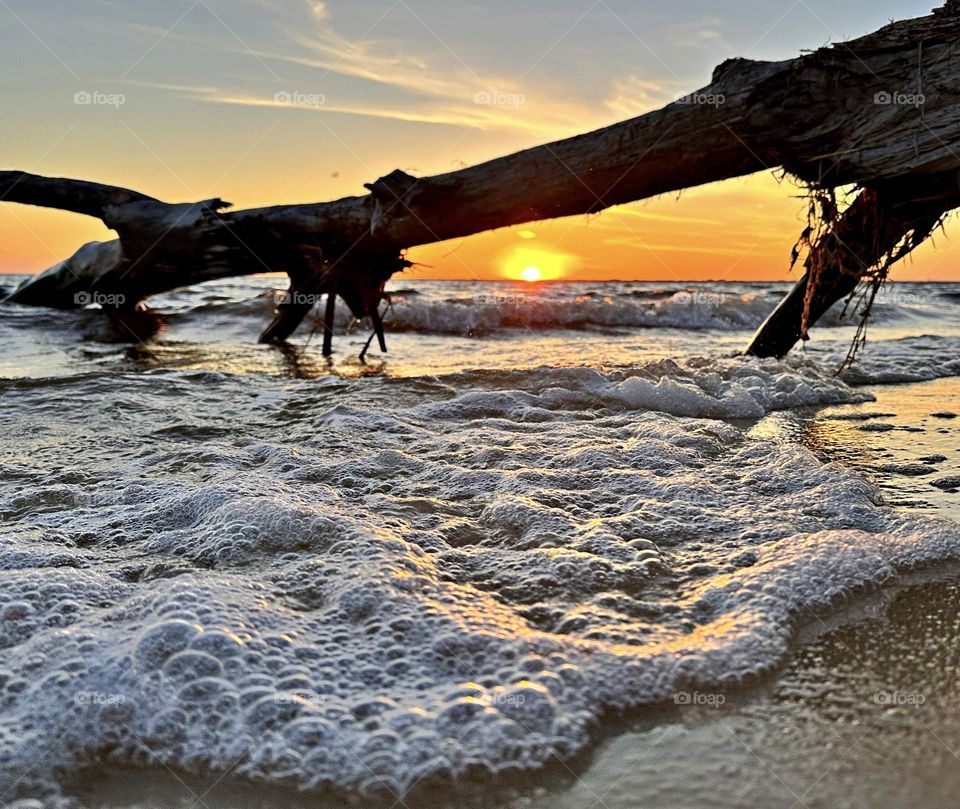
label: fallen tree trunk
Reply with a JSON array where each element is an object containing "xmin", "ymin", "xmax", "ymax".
[{"xmin": 4, "ymin": 3, "xmax": 960, "ymax": 354}]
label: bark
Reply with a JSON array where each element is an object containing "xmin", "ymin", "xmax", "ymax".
[
  {"xmin": 746, "ymin": 178, "xmax": 958, "ymax": 358},
  {"xmin": 3, "ymin": 3, "xmax": 960, "ymax": 351}
]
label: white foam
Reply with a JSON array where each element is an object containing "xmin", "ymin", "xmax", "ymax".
[
  {"xmin": 2, "ymin": 371, "xmax": 959, "ymax": 802},
  {"xmin": 419, "ymin": 356, "xmax": 873, "ymax": 420},
  {"xmin": 833, "ymin": 335, "xmax": 960, "ymax": 385}
]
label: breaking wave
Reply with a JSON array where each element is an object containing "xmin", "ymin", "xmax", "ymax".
[{"xmin": 159, "ymin": 281, "xmax": 952, "ymax": 336}]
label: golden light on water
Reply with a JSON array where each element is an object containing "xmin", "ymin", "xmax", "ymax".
[{"xmin": 501, "ymin": 246, "xmax": 575, "ymax": 281}]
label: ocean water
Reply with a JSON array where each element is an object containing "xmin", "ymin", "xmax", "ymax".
[{"xmin": 0, "ymin": 277, "xmax": 959, "ymax": 807}]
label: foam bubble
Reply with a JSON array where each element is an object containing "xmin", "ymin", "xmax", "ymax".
[
  {"xmin": 834, "ymin": 335, "xmax": 960, "ymax": 385},
  {"xmin": 419, "ymin": 356, "xmax": 872, "ymax": 420},
  {"xmin": 3, "ymin": 373, "xmax": 959, "ymax": 802}
]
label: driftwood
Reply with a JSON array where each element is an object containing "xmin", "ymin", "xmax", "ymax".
[
  {"xmin": 4, "ymin": 3, "xmax": 960, "ymax": 357},
  {"xmin": 745, "ymin": 179, "xmax": 958, "ymax": 358}
]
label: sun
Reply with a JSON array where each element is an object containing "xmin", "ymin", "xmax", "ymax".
[{"xmin": 501, "ymin": 246, "xmax": 575, "ymax": 281}]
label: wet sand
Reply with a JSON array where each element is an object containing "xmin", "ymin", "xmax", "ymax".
[{"xmin": 751, "ymin": 375, "xmax": 960, "ymax": 524}]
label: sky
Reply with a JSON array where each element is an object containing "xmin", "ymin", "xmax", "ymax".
[{"xmin": 1, "ymin": 0, "xmax": 957, "ymax": 282}]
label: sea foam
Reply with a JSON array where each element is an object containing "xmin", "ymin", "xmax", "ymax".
[
  {"xmin": 2, "ymin": 357, "xmax": 959, "ymax": 804},
  {"xmin": 418, "ymin": 355, "xmax": 873, "ymax": 420}
]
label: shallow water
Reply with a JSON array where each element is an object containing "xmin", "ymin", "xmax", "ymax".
[
  {"xmin": 73, "ymin": 570, "xmax": 960, "ymax": 809},
  {"xmin": 0, "ymin": 277, "xmax": 958, "ymax": 807},
  {"xmin": 522, "ymin": 570, "xmax": 960, "ymax": 809}
]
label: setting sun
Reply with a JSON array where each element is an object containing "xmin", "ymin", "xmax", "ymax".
[{"xmin": 501, "ymin": 247, "xmax": 575, "ymax": 281}]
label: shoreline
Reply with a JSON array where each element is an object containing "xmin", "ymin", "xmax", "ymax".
[
  {"xmin": 2, "ymin": 315, "xmax": 956, "ymax": 808},
  {"xmin": 69, "ymin": 375, "xmax": 960, "ymax": 807},
  {"xmin": 72, "ymin": 564, "xmax": 960, "ymax": 809}
]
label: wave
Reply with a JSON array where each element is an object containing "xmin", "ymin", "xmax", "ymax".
[
  {"xmin": 384, "ymin": 290, "xmax": 778, "ymax": 333},
  {"xmin": 827, "ymin": 335, "xmax": 960, "ymax": 385},
  {"xmin": 160, "ymin": 286, "xmax": 942, "ymax": 336},
  {"xmin": 416, "ymin": 356, "xmax": 873, "ymax": 420},
  {"xmin": 3, "ymin": 351, "xmax": 960, "ymax": 802}
]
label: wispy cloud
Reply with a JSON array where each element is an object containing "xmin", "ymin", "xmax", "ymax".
[
  {"xmin": 663, "ymin": 17, "xmax": 733, "ymax": 53},
  {"xmin": 98, "ymin": 1, "xmax": 665, "ymax": 137},
  {"xmin": 602, "ymin": 237, "xmax": 775, "ymax": 257},
  {"xmin": 604, "ymin": 74, "xmax": 679, "ymax": 118},
  {"xmin": 269, "ymin": 12, "xmax": 595, "ymax": 135},
  {"xmin": 196, "ymin": 86, "xmax": 575, "ymax": 132},
  {"xmin": 594, "ymin": 206, "xmax": 723, "ymax": 227},
  {"xmin": 115, "ymin": 5, "xmax": 601, "ymax": 136}
]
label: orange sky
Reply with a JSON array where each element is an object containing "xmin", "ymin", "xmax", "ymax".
[
  {"xmin": 4, "ymin": 171, "xmax": 959, "ymax": 283},
  {"xmin": 2, "ymin": 0, "xmax": 958, "ymax": 283}
]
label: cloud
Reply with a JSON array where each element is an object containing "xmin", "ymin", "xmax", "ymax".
[
  {"xmin": 120, "ymin": 8, "xmax": 601, "ymax": 136},
  {"xmin": 306, "ymin": 1, "xmax": 328, "ymax": 20},
  {"xmin": 663, "ymin": 18, "xmax": 732, "ymax": 53},
  {"xmin": 112, "ymin": 3, "xmax": 616, "ymax": 137},
  {"xmin": 254, "ymin": 6, "xmax": 604, "ymax": 135},
  {"xmin": 163, "ymin": 84, "xmax": 579, "ymax": 135},
  {"xmin": 595, "ymin": 206, "xmax": 723, "ymax": 227},
  {"xmin": 604, "ymin": 74, "xmax": 673, "ymax": 118},
  {"xmin": 602, "ymin": 237, "xmax": 769, "ymax": 257}
]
